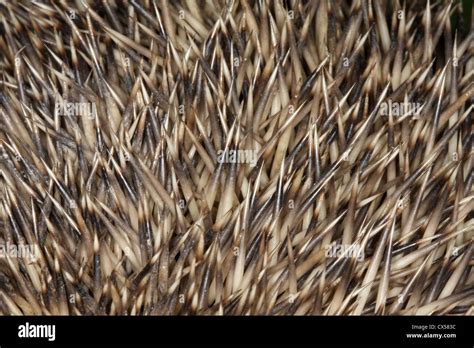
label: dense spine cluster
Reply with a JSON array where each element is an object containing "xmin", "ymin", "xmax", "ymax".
[{"xmin": 0, "ymin": 0, "xmax": 472, "ymax": 315}]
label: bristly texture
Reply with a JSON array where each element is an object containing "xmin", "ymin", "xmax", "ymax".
[{"xmin": 0, "ymin": 0, "xmax": 472, "ymax": 315}]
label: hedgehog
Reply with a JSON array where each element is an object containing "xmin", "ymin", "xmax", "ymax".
[{"xmin": 0, "ymin": 0, "xmax": 472, "ymax": 316}]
